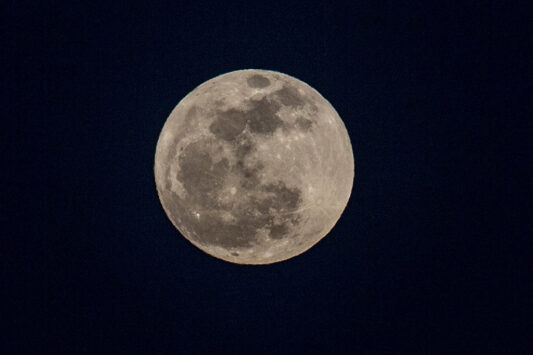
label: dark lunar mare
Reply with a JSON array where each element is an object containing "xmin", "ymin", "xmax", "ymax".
[
  {"xmin": 209, "ymin": 83, "xmax": 315, "ymax": 142},
  {"xmin": 246, "ymin": 97, "xmax": 283, "ymax": 135},
  {"xmin": 210, "ymin": 95, "xmax": 284, "ymax": 138},
  {"xmin": 209, "ymin": 109, "xmax": 247, "ymax": 141},
  {"xmin": 166, "ymin": 135, "xmax": 303, "ymax": 249},
  {"xmin": 273, "ymin": 85, "xmax": 305, "ymax": 107},
  {"xmin": 246, "ymin": 74, "xmax": 271, "ymax": 88},
  {"xmin": 295, "ymin": 116, "xmax": 314, "ymax": 131},
  {"xmin": 177, "ymin": 140, "xmax": 229, "ymax": 205}
]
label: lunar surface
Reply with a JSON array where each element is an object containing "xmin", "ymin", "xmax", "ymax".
[{"xmin": 154, "ymin": 69, "xmax": 354, "ymax": 264}]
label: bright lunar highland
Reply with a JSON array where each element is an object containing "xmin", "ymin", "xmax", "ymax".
[{"xmin": 154, "ymin": 69, "xmax": 354, "ymax": 264}]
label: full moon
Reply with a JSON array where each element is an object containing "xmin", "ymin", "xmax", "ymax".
[{"xmin": 154, "ymin": 69, "xmax": 354, "ymax": 264}]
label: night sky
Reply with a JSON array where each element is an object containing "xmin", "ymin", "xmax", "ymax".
[{"xmin": 3, "ymin": 1, "xmax": 530, "ymax": 353}]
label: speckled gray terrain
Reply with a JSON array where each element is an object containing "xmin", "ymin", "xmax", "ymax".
[{"xmin": 154, "ymin": 69, "xmax": 354, "ymax": 264}]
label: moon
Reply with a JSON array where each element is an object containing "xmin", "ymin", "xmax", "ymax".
[{"xmin": 154, "ymin": 69, "xmax": 354, "ymax": 264}]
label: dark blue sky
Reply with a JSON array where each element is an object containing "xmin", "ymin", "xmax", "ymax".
[{"xmin": 3, "ymin": 1, "xmax": 530, "ymax": 353}]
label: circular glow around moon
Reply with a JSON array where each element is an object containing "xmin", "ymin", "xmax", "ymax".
[{"xmin": 154, "ymin": 69, "xmax": 354, "ymax": 264}]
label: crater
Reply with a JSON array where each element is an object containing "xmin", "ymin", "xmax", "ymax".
[{"xmin": 247, "ymin": 74, "xmax": 271, "ymax": 88}]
